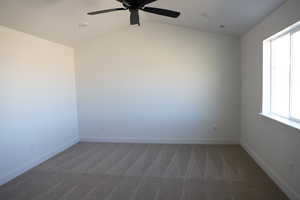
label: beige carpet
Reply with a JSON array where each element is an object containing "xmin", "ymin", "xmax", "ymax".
[{"xmin": 0, "ymin": 143, "xmax": 288, "ymax": 200}]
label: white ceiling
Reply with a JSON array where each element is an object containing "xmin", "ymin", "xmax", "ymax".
[{"xmin": 0, "ymin": 0, "xmax": 285, "ymax": 47}]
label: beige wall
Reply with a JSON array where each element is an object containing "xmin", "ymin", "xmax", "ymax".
[
  {"xmin": 0, "ymin": 25, "xmax": 78, "ymax": 184},
  {"xmin": 75, "ymin": 22, "xmax": 241, "ymax": 143},
  {"xmin": 241, "ymin": 0, "xmax": 300, "ymax": 199}
]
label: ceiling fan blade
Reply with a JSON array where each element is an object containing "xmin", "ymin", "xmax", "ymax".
[
  {"xmin": 130, "ymin": 9, "xmax": 140, "ymax": 25},
  {"xmin": 87, "ymin": 8, "xmax": 126, "ymax": 15},
  {"xmin": 141, "ymin": 7, "xmax": 180, "ymax": 18},
  {"xmin": 139, "ymin": 0, "xmax": 157, "ymax": 7}
]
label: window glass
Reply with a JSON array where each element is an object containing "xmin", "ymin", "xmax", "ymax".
[
  {"xmin": 270, "ymin": 34, "xmax": 290, "ymax": 118},
  {"xmin": 291, "ymin": 30, "xmax": 300, "ymax": 120}
]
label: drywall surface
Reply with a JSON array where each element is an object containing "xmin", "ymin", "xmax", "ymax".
[
  {"xmin": 241, "ymin": 0, "xmax": 300, "ymax": 199},
  {"xmin": 0, "ymin": 25, "xmax": 79, "ymax": 185},
  {"xmin": 75, "ymin": 22, "xmax": 240, "ymax": 144}
]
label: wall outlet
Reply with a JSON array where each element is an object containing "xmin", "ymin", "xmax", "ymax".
[
  {"xmin": 212, "ymin": 124, "xmax": 217, "ymax": 132},
  {"xmin": 209, "ymin": 124, "xmax": 217, "ymax": 134}
]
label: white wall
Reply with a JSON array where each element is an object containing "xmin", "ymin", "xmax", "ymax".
[
  {"xmin": 0, "ymin": 25, "xmax": 79, "ymax": 185},
  {"xmin": 75, "ymin": 22, "xmax": 240, "ymax": 144},
  {"xmin": 241, "ymin": 0, "xmax": 300, "ymax": 199}
]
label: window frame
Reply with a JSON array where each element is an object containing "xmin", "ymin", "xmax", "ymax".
[{"xmin": 262, "ymin": 21, "xmax": 300, "ymax": 129}]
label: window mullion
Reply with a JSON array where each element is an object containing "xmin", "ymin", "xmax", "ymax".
[
  {"xmin": 289, "ymin": 33, "xmax": 292, "ymax": 120},
  {"xmin": 269, "ymin": 41, "xmax": 272, "ymax": 113}
]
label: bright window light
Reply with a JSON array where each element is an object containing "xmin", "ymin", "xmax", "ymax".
[
  {"xmin": 262, "ymin": 21, "xmax": 300, "ymax": 126},
  {"xmin": 270, "ymin": 33, "xmax": 290, "ymax": 118},
  {"xmin": 291, "ymin": 30, "xmax": 300, "ymax": 120}
]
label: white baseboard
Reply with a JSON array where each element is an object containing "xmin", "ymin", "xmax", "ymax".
[
  {"xmin": 0, "ymin": 137, "xmax": 80, "ymax": 186},
  {"xmin": 80, "ymin": 136, "xmax": 239, "ymax": 144},
  {"xmin": 241, "ymin": 140, "xmax": 300, "ymax": 200}
]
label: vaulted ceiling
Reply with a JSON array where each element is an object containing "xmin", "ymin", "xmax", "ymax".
[{"xmin": 0, "ymin": 0, "xmax": 285, "ymax": 47}]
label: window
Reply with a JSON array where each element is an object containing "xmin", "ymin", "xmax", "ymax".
[{"xmin": 262, "ymin": 21, "xmax": 300, "ymax": 128}]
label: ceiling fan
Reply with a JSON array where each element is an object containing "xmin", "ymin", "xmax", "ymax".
[{"xmin": 87, "ymin": 0, "xmax": 180, "ymax": 26}]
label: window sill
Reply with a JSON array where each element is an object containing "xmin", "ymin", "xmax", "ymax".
[{"xmin": 259, "ymin": 113, "xmax": 300, "ymax": 131}]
